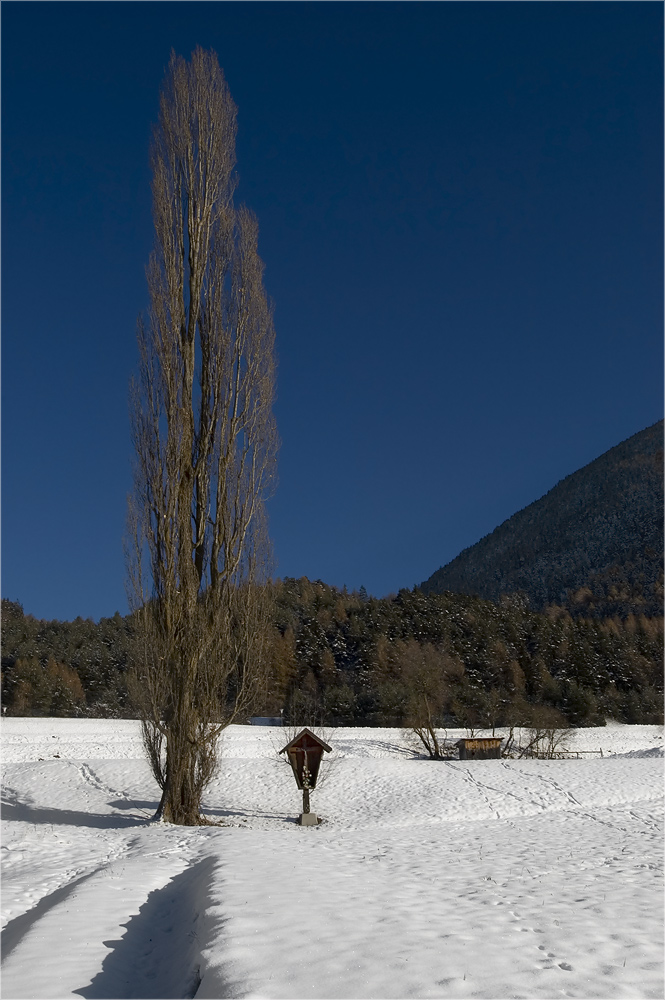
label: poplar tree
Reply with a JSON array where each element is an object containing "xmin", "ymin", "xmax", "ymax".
[{"xmin": 127, "ymin": 48, "xmax": 278, "ymax": 825}]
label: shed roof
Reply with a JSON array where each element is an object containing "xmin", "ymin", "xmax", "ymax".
[{"xmin": 454, "ymin": 737, "xmax": 503, "ymax": 746}]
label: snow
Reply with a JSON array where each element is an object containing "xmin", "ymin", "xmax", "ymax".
[{"xmin": 2, "ymin": 719, "xmax": 663, "ymax": 999}]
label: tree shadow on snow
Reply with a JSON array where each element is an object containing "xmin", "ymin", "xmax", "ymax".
[
  {"xmin": 108, "ymin": 798, "xmax": 157, "ymax": 813},
  {"xmin": 1, "ymin": 794, "xmax": 149, "ymax": 829},
  {"xmin": 74, "ymin": 857, "xmax": 244, "ymax": 1000},
  {"xmin": 202, "ymin": 806, "xmax": 294, "ymax": 823}
]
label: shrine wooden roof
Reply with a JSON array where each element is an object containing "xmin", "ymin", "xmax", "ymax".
[{"xmin": 279, "ymin": 728, "xmax": 332, "ymax": 755}]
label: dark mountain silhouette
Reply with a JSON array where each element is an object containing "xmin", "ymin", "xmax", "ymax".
[{"xmin": 421, "ymin": 421, "xmax": 664, "ymax": 617}]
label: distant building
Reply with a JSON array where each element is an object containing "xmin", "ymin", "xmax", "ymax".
[
  {"xmin": 249, "ymin": 715, "xmax": 283, "ymax": 726},
  {"xmin": 455, "ymin": 737, "xmax": 502, "ymax": 760}
]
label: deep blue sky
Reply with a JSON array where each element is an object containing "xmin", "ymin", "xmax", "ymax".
[{"xmin": 2, "ymin": 2, "xmax": 663, "ymax": 621}]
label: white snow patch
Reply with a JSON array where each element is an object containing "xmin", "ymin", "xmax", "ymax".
[{"xmin": 2, "ymin": 719, "xmax": 663, "ymax": 999}]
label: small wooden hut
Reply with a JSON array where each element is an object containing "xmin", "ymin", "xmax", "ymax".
[{"xmin": 455, "ymin": 737, "xmax": 502, "ymax": 760}]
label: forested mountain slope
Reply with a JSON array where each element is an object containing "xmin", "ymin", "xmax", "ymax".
[{"xmin": 421, "ymin": 421, "xmax": 664, "ymax": 617}]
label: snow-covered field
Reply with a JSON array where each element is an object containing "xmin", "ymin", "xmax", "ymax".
[{"xmin": 2, "ymin": 719, "xmax": 663, "ymax": 1000}]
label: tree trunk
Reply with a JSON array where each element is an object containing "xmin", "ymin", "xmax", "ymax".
[{"xmin": 162, "ymin": 770, "xmax": 202, "ymax": 824}]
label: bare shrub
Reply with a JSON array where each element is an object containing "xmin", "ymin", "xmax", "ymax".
[{"xmin": 501, "ymin": 705, "xmax": 571, "ymax": 759}]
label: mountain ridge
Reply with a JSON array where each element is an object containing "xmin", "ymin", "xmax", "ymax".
[{"xmin": 420, "ymin": 421, "xmax": 664, "ymax": 616}]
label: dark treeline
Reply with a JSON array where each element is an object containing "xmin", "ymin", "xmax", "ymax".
[
  {"xmin": 1, "ymin": 600, "xmax": 133, "ymax": 717},
  {"xmin": 2, "ymin": 582, "xmax": 662, "ymax": 728},
  {"xmin": 265, "ymin": 580, "xmax": 663, "ymax": 728}
]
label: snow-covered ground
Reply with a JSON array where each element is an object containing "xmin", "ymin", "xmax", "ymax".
[{"xmin": 2, "ymin": 719, "xmax": 663, "ymax": 1000}]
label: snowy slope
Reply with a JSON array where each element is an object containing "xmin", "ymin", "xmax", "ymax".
[{"xmin": 1, "ymin": 720, "xmax": 663, "ymax": 1000}]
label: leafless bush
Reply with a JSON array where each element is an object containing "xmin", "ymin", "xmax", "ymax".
[
  {"xmin": 403, "ymin": 724, "xmax": 458, "ymax": 760},
  {"xmin": 500, "ymin": 714, "xmax": 572, "ymax": 759},
  {"xmin": 517, "ymin": 725, "xmax": 572, "ymax": 759}
]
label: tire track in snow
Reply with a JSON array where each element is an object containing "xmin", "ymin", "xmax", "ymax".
[
  {"xmin": 73, "ymin": 855, "xmax": 219, "ymax": 1000},
  {"xmin": 1, "ymin": 837, "xmax": 207, "ymax": 1000},
  {"xmin": 1, "ymin": 827, "xmax": 141, "ymax": 931},
  {"xmin": 2, "ymin": 780, "xmax": 144, "ymax": 928},
  {"xmin": 2, "ymin": 868, "xmax": 101, "ymax": 961}
]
